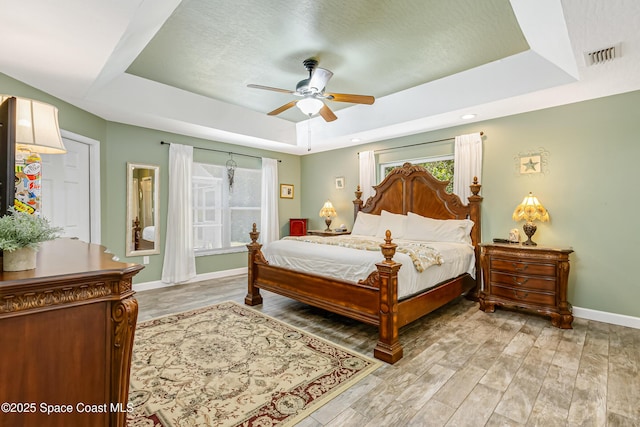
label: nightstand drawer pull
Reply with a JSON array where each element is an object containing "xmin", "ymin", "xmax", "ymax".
[
  {"xmin": 512, "ymin": 263, "xmax": 528, "ymax": 272},
  {"xmin": 512, "ymin": 277, "xmax": 529, "ymax": 286},
  {"xmin": 513, "ymin": 290, "xmax": 529, "ymax": 300}
]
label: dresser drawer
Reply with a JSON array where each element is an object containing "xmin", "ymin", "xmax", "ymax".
[
  {"xmin": 491, "ymin": 258, "xmax": 556, "ymax": 276},
  {"xmin": 491, "ymin": 284, "xmax": 556, "ymax": 306},
  {"xmin": 490, "ymin": 271, "xmax": 557, "ymax": 292}
]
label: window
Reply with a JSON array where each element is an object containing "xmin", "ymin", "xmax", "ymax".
[
  {"xmin": 380, "ymin": 155, "xmax": 454, "ymax": 193},
  {"xmin": 192, "ymin": 163, "xmax": 261, "ymax": 255}
]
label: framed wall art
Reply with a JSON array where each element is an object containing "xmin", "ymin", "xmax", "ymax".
[
  {"xmin": 280, "ymin": 184, "xmax": 294, "ymax": 199},
  {"xmin": 515, "ymin": 148, "xmax": 550, "ymax": 175},
  {"xmin": 335, "ymin": 176, "xmax": 345, "ymax": 190}
]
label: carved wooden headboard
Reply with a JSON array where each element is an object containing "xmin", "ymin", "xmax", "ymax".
[{"xmin": 353, "ymin": 162, "xmax": 483, "ymax": 248}]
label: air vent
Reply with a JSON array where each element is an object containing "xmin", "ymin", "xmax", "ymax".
[{"xmin": 584, "ymin": 43, "xmax": 621, "ymax": 66}]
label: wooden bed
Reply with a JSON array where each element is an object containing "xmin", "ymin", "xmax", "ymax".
[{"xmin": 245, "ymin": 163, "xmax": 482, "ymax": 363}]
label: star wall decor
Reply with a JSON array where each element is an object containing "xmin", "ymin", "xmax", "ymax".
[{"xmin": 515, "ymin": 148, "xmax": 549, "ymax": 175}]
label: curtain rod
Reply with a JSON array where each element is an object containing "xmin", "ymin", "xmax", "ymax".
[
  {"xmin": 160, "ymin": 141, "xmax": 281, "ymax": 162},
  {"xmin": 358, "ymin": 131, "xmax": 484, "ymax": 155}
]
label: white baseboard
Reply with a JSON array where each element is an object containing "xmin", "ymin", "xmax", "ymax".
[
  {"xmin": 573, "ymin": 306, "xmax": 640, "ymax": 330},
  {"xmin": 133, "ymin": 267, "xmax": 248, "ymax": 293}
]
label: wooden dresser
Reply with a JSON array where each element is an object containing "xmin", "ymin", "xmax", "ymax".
[
  {"xmin": 0, "ymin": 238, "xmax": 143, "ymax": 427},
  {"xmin": 478, "ymin": 243, "xmax": 574, "ymax": 328}
]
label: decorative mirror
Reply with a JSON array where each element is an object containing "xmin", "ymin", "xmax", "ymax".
[{"xmin": 126, "ymin": 162, "xmax": 160, "ymax": 256}]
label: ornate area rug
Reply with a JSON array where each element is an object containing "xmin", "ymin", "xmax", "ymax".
[{"xmin": 127, "ymin": 301, "xmax": 380, "ymax": 427}]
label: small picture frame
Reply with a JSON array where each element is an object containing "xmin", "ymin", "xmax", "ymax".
[
  {"xmin": 280, "ymin": 184, "xmax": 294, "ymax": 199},
  {"xmin": 519, "ymin": 155, "xmax": 542, "ymax": 174},
  {"xmin": 335, "ymin": 176, "xmax": 345, "ymax": 190},
  {"xmin": 515, "ymin": 148, "xmax": 549, "ymax": 176}
]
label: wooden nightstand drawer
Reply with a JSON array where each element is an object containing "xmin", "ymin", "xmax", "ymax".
[
  {"xmin": 491, "ymin": 284, "xmax": 556, "ymax": 306},
  {"xmin": 489, "ymin": 271, "xmax": 557, "ymax": 292},
  {"xmin": 490, "ymin": 258, "xmax": 556, "ymax": 276}
]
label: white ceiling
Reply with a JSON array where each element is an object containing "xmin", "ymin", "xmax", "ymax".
[{"xmin": 1, "ymin": 0, "xmax": 638, "ymax": 155}]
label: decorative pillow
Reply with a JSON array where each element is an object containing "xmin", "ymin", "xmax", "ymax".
[
  {"xmin": 407, "ymin": 212, "xmax": 474, "ymax": 244},
  {"xmin": 351, "ymin": 212, "xmax": 381, "ymax": 236},
  {"xmin": 375, "ymin": 210, "xmax": 407, "ymax": 239}
]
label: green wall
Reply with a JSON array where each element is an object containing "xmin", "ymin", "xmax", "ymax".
[{"xmin": 301, "ymin": 90, "xmax": 640, "ymax": 318}]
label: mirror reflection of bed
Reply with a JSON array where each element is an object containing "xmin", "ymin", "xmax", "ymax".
[
  {"xmin": 132, "ymin": 217, "xmax": 155, "ymax": 251},
  {"xmin": 126, "ymin": 163, "xmax": 160, "ymax": 256}
]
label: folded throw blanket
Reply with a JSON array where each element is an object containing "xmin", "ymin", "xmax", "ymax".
[{"xmin": 282, "ymin": 235, "xmax": 443, "ymax": 272}]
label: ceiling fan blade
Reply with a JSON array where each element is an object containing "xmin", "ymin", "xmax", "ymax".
[
  {"xmin": 318, "ymin": 104, "xmax": 337, "ymax": 122},
  {"xmin": 326, "ymin": 92, "xmax": 375, "ymax": 105},
  {"xmin": 308, "ymin": 68, "xmax": 333, "ymax": 92},
  {"xmin": 247, "ymin": 84, "xmax": 294, "ymax": 94},
  {"xmin": 267, "ymin": 100, "xmax": 298, "ymax": 116}
]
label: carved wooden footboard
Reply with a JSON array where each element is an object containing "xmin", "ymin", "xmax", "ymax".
[{"xmin": 246, "ymin": 226, "xmax": 405, "ymax": 362}]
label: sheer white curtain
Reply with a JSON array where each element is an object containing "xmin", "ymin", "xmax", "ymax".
[
  {"xmin": 358, "ymin": 150, "xmax": 376, "ymax": 202},
  {"xmin": 453, "ymin": 132, "xmax": 483, "ymax": 202},
  {"xmin": 260, "ymin": 157, "xmax": 279, "ymax": 245},
  {"xmin": 161, "ymin": 143, "xmax": 196, "ymax": 284}
]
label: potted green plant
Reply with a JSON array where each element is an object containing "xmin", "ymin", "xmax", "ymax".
[{"xmin": 0, "ymin": 207, "xmax": 63, "ymax": 271}]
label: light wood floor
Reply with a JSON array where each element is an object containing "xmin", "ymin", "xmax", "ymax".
[{"xmin": 135, "ymin": 275, "xmax": 640, "ymax": 427}]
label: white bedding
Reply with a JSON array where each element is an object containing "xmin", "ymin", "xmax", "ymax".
[
  {"xmin": 262, "ymin": 234, "xmax": 475, "ymax": 300},
  {"xmin": 142, "ymin": 226, "xmax": 155, "ymax": 242}
]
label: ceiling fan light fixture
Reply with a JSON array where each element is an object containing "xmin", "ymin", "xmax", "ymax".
[{"xmin": 297, "ymin": 97, "xmax": 324, "ymax": 116}]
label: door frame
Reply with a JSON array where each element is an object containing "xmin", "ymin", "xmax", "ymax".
[{"xmin": 60, "ymin": 129, "xmax": 101, "ymax": 244}]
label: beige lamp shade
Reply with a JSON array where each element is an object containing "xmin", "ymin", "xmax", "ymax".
[
  {"xmin": 512, "ymin": 192, "xmax": 550, "ymax": 223},
  {"xmin": 318, "ymin": 200, "xmax": 337, "ymax": 218},
  {"xmin": 1, "ymin": 95, "xmax": 66, "ymax": 154},
  {"xmin": 319, "ymin": 200, "xmax": 337, "ymax": 232}
]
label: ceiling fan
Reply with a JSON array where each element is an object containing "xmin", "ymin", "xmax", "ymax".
[{"xmin": 247, "ymin": 58, "xmax": 375, "ymax": 122}]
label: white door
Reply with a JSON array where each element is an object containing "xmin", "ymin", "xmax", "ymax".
[{"xmin": 40, "ymin": 133, "xmax": 98, "ymax": 243}]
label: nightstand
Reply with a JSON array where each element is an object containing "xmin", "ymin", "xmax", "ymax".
[
  {"xmin": 307, "ymin": 230, "xmax": 350, "ymax": 237},
  {"xmin": 479, "ymin": 243, "xmax": 574, "ymax": 328}
]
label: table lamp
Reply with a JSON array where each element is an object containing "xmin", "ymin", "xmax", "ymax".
[
  {"xmin": 318, "ymin": 200, "xmax": 337, "ymax": 231},
  {"xmin": 512, "ymin": 192, "xmax": 549, "ymax": 246}
]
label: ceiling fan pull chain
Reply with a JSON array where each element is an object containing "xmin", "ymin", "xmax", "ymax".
[{"xmin": 307, "ymin": 115, "xmax": 312, "ymax": 151}]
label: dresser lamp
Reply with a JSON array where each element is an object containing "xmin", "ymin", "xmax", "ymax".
[
  {"xmin": 0, "ymin": 96, "xmax": 67, "ymax": 216},
  {"xmin": 0, "ymin": 95, "xmax": 67, "ymax": 154},
  {"xmin": 318, "ymin": 200, "xmax": 337, "ymax": 231},
  {"xmin": 512, "ymin": 192, "xmax": 550, "ymax": 246}
]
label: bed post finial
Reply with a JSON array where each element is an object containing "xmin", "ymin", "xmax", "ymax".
[
  {"xmin": 355, "ymin": 185, "xmax": 362, "ymax": 200},
  {"xmin": 470, "ymin": 176, "xmax": 481, "ymax": 196},
  {"xmin": 353, "ymin": 185, "xmax": 364, "ymax": 220},
  {"xmin": 380, "ymin": 230, "xmax": 397, "ymax": 263},
  {"xmin": 249, "ymin": 223, "xmax": 260, "ymax": 244}
]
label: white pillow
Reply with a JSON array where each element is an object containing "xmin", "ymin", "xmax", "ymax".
[
  {"xmin": 375, "ymin": 210, "xmax": 407, "ymax": 239},
  {"xmin": 351, "ymin": 212, "xmax": 381, "ymax": 236},
  {"xmin": 406, "ymin": 212, "xmax": 474, "ymax": 244}
]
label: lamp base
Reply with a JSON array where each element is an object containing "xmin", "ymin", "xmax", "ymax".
[
  {"xmin": 522, "ymin": 222, "xmax": 537, "ymax": 246},
  {"xmin": 324, "ymin": 218, "xmax": 332, "ymax": 232}
]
